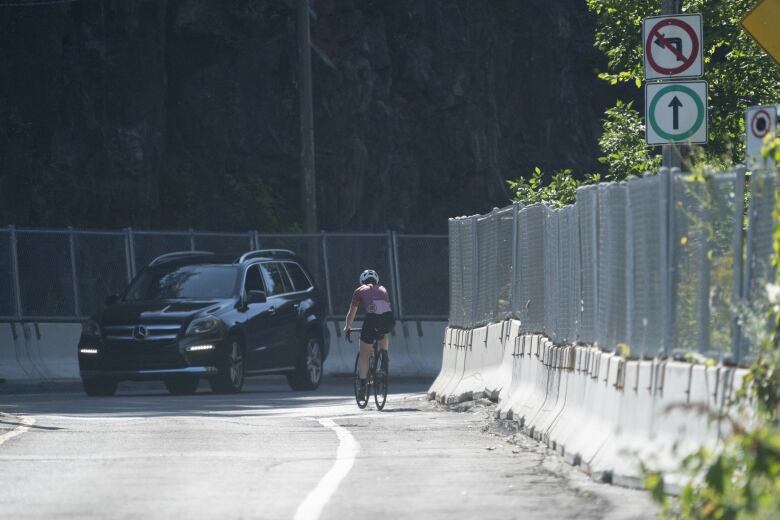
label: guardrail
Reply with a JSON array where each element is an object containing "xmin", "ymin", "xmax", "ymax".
[{"xmin": 0, "ymin": 228, "xmax": 448, "ymax": 323}]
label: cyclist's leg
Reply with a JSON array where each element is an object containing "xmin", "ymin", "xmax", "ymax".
[{"xmin": 358, "ymin": 340, "xmax": 372, "ymax": 379}]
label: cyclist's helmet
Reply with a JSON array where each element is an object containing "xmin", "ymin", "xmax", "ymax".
[{"xmin": 359, "ymin": 269, "xmax": 379, "ymax": 285}]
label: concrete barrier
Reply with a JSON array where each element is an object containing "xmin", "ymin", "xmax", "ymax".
[
  {"xmin": 429, "ymin": 330, "xmax": 750, "ymax": 487},
  {"xmin": 35, "ymin": 323, "xmax": 81, "ymax": 379},
  {"xmin": 323, "ymin": 320, "xmax": 446, "ymax": 378},
  {"xmin": 0, "ymin": 323, "xmax": 33, "ymax": 381},
  {"xmin": 428, "ymin": 327, "xmax": 457, "ymax": 399},
  {"xmin": 0, "ymin": 319, "xmax": 444, "ymax": 384},
  {"xmin": 0, "ymin": 322, "xmax": 82, "ymax": 382}
]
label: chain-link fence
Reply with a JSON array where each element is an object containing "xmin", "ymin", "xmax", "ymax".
[
  {"xmin": 449, "ymin": 167, "xmax": 775, "ymax": 365},
  {"xmin": 0, "ymin": 228, "xmax": 447, "ymax": 322}
]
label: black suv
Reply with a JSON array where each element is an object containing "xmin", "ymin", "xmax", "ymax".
[{"xmin": 77, "ymin": 250, "xmax": 329, "ymax": 396}]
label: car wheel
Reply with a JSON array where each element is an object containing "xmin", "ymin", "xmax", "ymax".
[
  {"xmin": 164, "ymin": 378, "xmax": 200, "ymax": 395},
  {"xmin": 209, "ymin": 338, "xmax": 245, "ymax": 394},
  {"xmin": 82, "ymin": 378, "xmax": 118, "ymax": 397},
  {"xmin": 287, "ymin": 334, "xmax": 323, "ymax": 391}
]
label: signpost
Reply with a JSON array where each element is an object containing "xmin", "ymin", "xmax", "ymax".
[
  {"xmin": 745, "ymin": 105, "xmax": 778, "ymax": 169},
  {"xmin": 742, "ymin": 0, "xmax": 780, "ymax": 68},
  {"xmin": 643, "ymin": 8, "xmax": 707, "ymax": 157},
  {"xmin": 645, "ymin": 81, "xmax": 708, "ymax": 145},
  {"xmin": 643, "ymin": 14, "xmax": 703, "ymax": 80}
]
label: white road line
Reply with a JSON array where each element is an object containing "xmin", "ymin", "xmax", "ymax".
[
  {"xmin": 293, "ymin": 418, "xmax": 360, "ymax": 520},
  {"xmin": 0, "ymin": 414, "xmax": 35, "ymax": 447}
]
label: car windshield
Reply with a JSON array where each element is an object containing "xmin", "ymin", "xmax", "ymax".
[{"xmin": 124, "ymin": 265, "xmax": 238, "ymax": 301}]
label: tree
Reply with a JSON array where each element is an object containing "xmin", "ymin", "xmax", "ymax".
[{"xmin": 587, "ymin": 0, "xmax": 780, "ymax": 174}]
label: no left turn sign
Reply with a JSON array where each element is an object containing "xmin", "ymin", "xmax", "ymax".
[{"xmin": 643, "ymin": 14, "xmax": 703, "ymax": 80}]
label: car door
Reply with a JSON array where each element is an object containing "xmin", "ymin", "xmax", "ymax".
[
  {"xmin": 283, "ymin": 260, "xmax": 316, "ymax": 345},
  {"xmin": 260, "ymin": 262, "xmax": 299, "ymax": 369},
  {"xmin": 241, "ymin": 264, "xmax": 278, "ymax": 371}
]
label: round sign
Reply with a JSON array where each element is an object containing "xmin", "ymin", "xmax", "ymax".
[
  {"xmin": 648, "ymin": 84, "xmax": 705, "ymax": 141},
  {"xmin": 645, "ymin": 18, "xmax": 700, "ymax": 76},
  {"xmin": 751, "ymin": 109, "xmax": 771, "ymax": 138}
]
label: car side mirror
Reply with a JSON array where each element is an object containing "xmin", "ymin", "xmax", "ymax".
[
  {"xmin": 105, "ymin": 294, "xmax": 119, "ymax": 306},
  {"xmin": 246, "ymin": 290, "xmax": 267, "ymax": 304}
]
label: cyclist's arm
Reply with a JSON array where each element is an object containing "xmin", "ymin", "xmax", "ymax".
[{"xmin": 344, "ymin": 302, "xmax": 358, "ymax": 333}]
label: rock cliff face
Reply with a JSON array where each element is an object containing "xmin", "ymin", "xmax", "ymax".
[{"xmin": 0, "ymin": 0, "xmax": 612, "ymax": 232}]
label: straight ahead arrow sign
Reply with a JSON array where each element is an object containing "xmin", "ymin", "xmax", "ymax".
[{"xmin": 668, "ymin": 95, "xmax": 683, "ymax": 130}]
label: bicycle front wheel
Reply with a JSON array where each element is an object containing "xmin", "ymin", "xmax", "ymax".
[
  {"xmin": 354, "ymin": 353, "xmax": 368, "ymax": 409},
  {"xmin": 374, "ymin": 350, "xmax": 388, "ymax": 410}
]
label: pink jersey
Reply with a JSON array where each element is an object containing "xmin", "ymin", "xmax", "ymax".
[{"xmin": 351, "ymin": 284, "xmax": 392, "ymax": 315}]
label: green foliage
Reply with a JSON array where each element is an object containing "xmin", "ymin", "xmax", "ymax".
[
  {"xmin": 586, "ymin": 0, "xmax": 780, "ymax": 167},
  {"xmin": 507, "ymin": 167, "xmax": 600, "ymax": 207},
  {"xmin": 599, "ymin": 100, "xmax": 662, "ymax": 181},
  {"xmin": 648, "ymin": 423, "xmax": 780, "ymax": 519}
]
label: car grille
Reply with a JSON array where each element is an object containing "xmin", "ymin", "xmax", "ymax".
[
  {"xmin": 103, "ymin": 323, "xmax": 182, "ymax": 342},
  {"xmin": 100, "ymin": 323, "xmax": 186, "ymax": 370}
]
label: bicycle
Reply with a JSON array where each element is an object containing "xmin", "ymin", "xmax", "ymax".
[{"xmin": 346, "ymin": 328, "xmax": 388, "ymax": 410}]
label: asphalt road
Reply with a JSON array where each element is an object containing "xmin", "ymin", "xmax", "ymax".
[{"xmin": 0, "ymin": 377, "xmax": 656, "ymax": 519}]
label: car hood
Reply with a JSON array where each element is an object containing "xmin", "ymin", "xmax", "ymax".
[{"xmin": 96, "ymin": 300, "xmax": 233, "ymax": 324}]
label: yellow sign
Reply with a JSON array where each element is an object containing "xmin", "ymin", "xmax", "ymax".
[{"xmin": 742, "ymin": 0, "xmax": 780, "ymax": 67}]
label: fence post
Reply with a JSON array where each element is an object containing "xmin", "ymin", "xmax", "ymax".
[
  {"xmin": 8, "ymin": 225, "xmax": 23, "ymax": 320},
  {"xmin": 511, "ymin": 203, "xmax": 520, "ymax": 319},
  {"xmin": 386, "ymin": 231, "xmax": 400, "ymax": 320},
  {"xmin": 391, "ymin": 231, "xmax": 404, "ymax": 321},
  {"xmin": 471, "ymin": 216, "xmax": 479, "ymax": 328},
  {"xmin": 247, "ymin": 231, "xmax": 255, "ymax": 250},
  {"xmin": 667, "ymin": 168, "xmax": 680, "ymax": 356},
  {"xmin": 125, "ymin": 227, "xmax": 137, "ymax": 280},
  {"xmin": 590, "ymin": 188, "xmax": 599, "ymax": 344},
  {"xmin": 731, "ymin": 166, "xmax": 746, "ymax": 363},
  {"xmin": 320, "ymin": 232, "xmax": 335, "ymax": 319},
  {"xmin": 253, "ymin": 230, "xmax": 261, "ymax": 250},
  {"xmin": 68, "ymin": 227, "xmax": 81, "ymax": 317},
  {"xmin": 625, "ymin": 183, "xmax": 635, "ymax": 353},
  {"xmin": 696, "ymin": 174, "xmax": 712, "ymax": 357},
  {"xmin": 658, "ymin": 168, "xmax": 671, "ymax": 357},
  {"xmin": 189, "ymin": 228, "xmax": 196, "ymax": 251}
]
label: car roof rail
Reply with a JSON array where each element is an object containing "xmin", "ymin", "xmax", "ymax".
[
  {"xmin": 149, "ymin": 251, "xmax": 215, "ymax": 266},
  {"xmin": 237, "ymin": 249, "xmax": 296, "ymax": 264}
]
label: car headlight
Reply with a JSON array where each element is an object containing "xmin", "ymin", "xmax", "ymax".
[
  {"xmin": 186, "ymin": 316, "xmax": 222, "ymax": 336},
  {"xmin": 82, "ymin": 320, "xmax": 101, "ymax": 337}
]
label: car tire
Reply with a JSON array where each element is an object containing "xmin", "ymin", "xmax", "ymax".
[
  {"xmin": 209, "ymin": 338, "xmax": 245, "ymax": 394},
  {"xmin": 287, "ymin": 333, "xmax": 323, "ymax": 391},
  {"xmin": 164, "ymin": 378, "xmax": 200, "ymax": 395},
  {"xmin": 82, "ymin": 378, "xmax": 118, "ymax": 397}
]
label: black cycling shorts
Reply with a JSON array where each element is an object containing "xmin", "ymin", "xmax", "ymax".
[{"xmin": 360, "ymin": 312, "xmax": 395, "ymax": 344}]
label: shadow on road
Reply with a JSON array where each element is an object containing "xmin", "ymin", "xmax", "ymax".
[{"xmin": 0, "ymin": 378, "xmax": 433, "ymax": 419}]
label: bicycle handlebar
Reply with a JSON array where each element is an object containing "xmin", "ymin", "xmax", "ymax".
[{"xmin": 345, "ymin": 328, "xmax": 361, "ymax": 343}]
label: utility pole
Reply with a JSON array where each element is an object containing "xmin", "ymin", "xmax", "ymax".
[
  {"xmin": 298, "ymin": 0, "xmax": 317, "ymax": 232},
  {"xmin": 661, "ymin": 0, "xmax": 683, "ymax": 169}
]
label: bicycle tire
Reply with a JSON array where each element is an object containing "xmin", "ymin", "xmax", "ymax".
[
  {"xmin": 374, "ymin": 350, "xmax": 388, "ymax": 410},
  {"xmin": 354, "ymin": 353, "xmax": 368, "ymax": 409}
]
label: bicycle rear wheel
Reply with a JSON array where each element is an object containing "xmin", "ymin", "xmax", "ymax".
[
  {"xmin": 354, "ymin": 353, "xmax": 368, "ymax": 409},
  {"xmin": 374, "ymin": 350, "xmax": 388, "ymax": 410}
]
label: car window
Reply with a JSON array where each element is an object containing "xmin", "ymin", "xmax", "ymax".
[
  {"xmin": 124, "ymin": 265, "xmax": 238, "ymax": 301},
  {"xmin": 284, "ymin": 262, "xmax": 312, "ymax": 292},
  {"xmin": 260, "ymin": 263, "xmax": 292, "ymax": 296},
  {"xmin": 244, "ymin": 265, "xmax": 265, "ymax": 293}
]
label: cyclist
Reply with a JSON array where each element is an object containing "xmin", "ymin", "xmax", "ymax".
[{"xmin": 343, "ymin": 269, "xmax": 394, "ymax": 398}]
